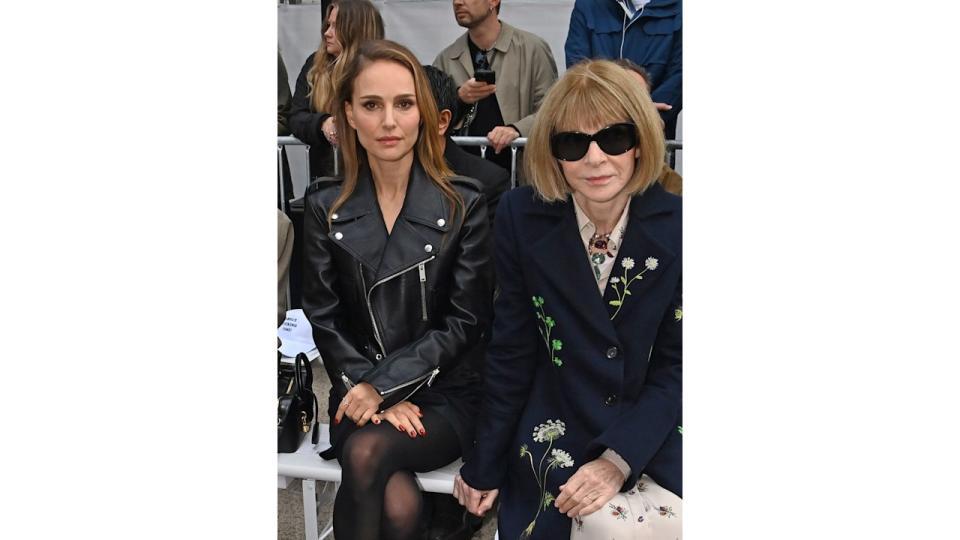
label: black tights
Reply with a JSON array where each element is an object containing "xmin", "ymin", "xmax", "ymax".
[{"xmin": 333, "ymin": 409, "xmax": 461, "ymax": 540}]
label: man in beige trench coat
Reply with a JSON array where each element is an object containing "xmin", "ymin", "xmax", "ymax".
[{"xmin": 433, "ymin": 0, "xmax": 557, "ymax": 172}]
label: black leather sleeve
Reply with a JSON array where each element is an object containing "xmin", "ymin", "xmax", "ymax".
[
  {"xmin": 301, "ymin": 190, "xmax": 377, "ymax": 386},
  {"xmin": 288, "ymin": 52, "xmax": 332, "ymax": 149},
  {"xmin": 358, "ymin": 191, "xmax": 494, "ymax": 397}
]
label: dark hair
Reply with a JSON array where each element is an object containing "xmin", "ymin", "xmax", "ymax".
[
  {"xmin": 422, "ymin": 65, "xmax": 461, "ymax": 132},
  {"xmin": 612, "ymin": 58, "xmax": 652, "ymax": 91}
]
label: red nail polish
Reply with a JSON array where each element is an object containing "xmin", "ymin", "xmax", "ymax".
[
  {"xmin": 409, "ymin": 431, "xmax": 416, "ymax": 438},
  {"xmin": 398, "ymin": 425, "xmax": 405, "ymax": 431},
  {"xmin": 419, "ymin": 428, "xmax": 426, "ymax": 436},
  {"xmin": 373, "ymin": 419, "xmax": 380, "ymax": 424},
  {"xmin": 334, "ymin": 418, "xmax": 340, "ymax": 425}
]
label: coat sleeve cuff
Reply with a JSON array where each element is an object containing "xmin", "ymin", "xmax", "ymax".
[{"xmin": 600, "ymin": 448, "xmax": 632, "ymax": 483}]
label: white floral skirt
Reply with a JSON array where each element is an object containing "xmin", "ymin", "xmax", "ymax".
[{"xmin": 569, "ymin": 474, "xmax": 682, "ymax": 540}]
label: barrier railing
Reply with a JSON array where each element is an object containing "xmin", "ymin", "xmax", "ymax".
[{"xmin": 278, "ymin": 136, "xmax": 682, "ymax": 195}]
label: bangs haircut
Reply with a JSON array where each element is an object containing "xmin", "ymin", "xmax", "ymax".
[{"xmin": 524, "ymin": 59, "xmax": 665, "ymax": 202}]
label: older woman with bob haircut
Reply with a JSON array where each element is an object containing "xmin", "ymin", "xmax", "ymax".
[
  {"xmin": 301, "ymin": 39, "xmax": 493, "ymax": 540},
  {"xmin": 454, "ymin": 59, "xmax": 683, "ymax": 539},
  {"xmin": 289, "ymin": 0, "xmax": 384, "ymax": 179}
]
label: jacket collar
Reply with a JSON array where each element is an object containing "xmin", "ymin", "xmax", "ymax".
[
  {"xmin": 447, "ymin": 19, "xmax": 516, "ymax": 63},
  {"xmin": 329, "ymin": 160, "xmax": 452, "ymax": 282},
  {"xmin": 526, "ymin": 181, "xmax": 677, "ymax": 220}
]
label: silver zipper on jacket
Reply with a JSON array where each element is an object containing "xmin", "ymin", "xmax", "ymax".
[
  {"xmin": 364, "ymin": 256, "xmax": 436, "ymax": 356},
  {"xmin": 418, "ymin": 262, "xmax": 428, "ymax": 321},
  {"xmin": 340, "ymin": 372, "xmax": 355, "ymax": 389},
  {"xmin": 379, "ymin": 367, "xmax": 441, "ymax": 401},
  {"xmin": 358, "ymin": 262, "xmax": 386, "ymax": 357}
]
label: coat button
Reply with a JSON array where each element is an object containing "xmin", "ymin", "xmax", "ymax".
[
  {"xmin": 331, "ymin": 213, "xmax": 339, "ymax": 220},
  {"xmin": 334, "ymin": 232, "xmax": 343, "ymax": 240},
  {"xmin": 606, "ymin": 346, "xmax": 619, "ymax": 359},
  {"xmin": 604, "ymin": 394, "xmax": 618, "ymax": 406},
  {"xmin": 424, "ymin": 244, "xmax": 433, "ymax": 253},
  {"xmin": 437, "ymin": 218, "xmax": 446, "ymax": 227},
  {"xmin": 375, "ymin": 353, "xmax": 383, "ymax": 361}
]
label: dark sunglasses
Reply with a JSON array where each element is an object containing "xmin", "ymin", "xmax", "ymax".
[{"xmin": 550, "ymin": 122, "xmax": 638, "ymax": 162}]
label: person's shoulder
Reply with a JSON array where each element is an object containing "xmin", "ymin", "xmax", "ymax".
[
  {"xmin": 436, "ymin": 32, "xmax": 468, "ymax": 60},
  {"xmin": 304, "ymin": 176, "xmax": 343, "ymax": 208},
  {"xmin": 507, "ymin": 22, "xmax": 553, "ymax": 52},
  {"xmin": 449, "ymin": 175, "xmax": 485, "ymax": 198},
  {"xmin": 298, "ymin": 51, "xmax": 317, "ymax": 73},
  {"xmin": 501, "ymin": 185, "xmax": 558, "ymax": 212}
]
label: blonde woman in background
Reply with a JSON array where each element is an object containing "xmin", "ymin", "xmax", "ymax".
[{"xmin": 289, "ymin": 0, "xmax": 384, "ymax": 179}]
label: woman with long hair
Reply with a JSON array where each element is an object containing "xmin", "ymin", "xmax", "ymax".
[
  {"xmin": 289, "ymin": 0, "xmax": 384, "ymax": 179},
  {"xmin": 454, "ymin": 59, "xmax": 683, "ymax": 539},
  {"xmin": 300, "ymin": 39, "xmax": 493, "ymax": 540}
]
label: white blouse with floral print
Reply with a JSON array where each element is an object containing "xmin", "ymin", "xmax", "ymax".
[
  {"xmin": 571, "ymin": 196, "xmax": 633, "ymax": 479},
  {"xmin": 573, "ymin": 197, "xmax": 631, "ymax": 295}
]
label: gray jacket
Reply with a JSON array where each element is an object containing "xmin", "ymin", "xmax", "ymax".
[{"xmin": 433, "ymin": 20, "xmax": 558, "ymax": 136}]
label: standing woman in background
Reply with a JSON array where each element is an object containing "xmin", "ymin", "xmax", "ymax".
[
  {"xmin": 454, "ymin": 59, "xmax": 682, "ymax": 539},
  {"xmin": 290, "ymin": 0, "xmax": 384, "ymax": 180},
  {"xmin": 301, "ymin": 39, "xmax": 493, "ymax": 540}
]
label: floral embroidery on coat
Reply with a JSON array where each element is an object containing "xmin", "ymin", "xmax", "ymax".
[
  {"xmin": 532, "ymin": 296, "xmax": 563, "ymax": 367},
  {"xmin": 609, "ymin": 257, "xmax": 659, "ymax": 320},
  {"xmin": 519, "ymin": 419, "xmax": 574, "ymax": 539}
]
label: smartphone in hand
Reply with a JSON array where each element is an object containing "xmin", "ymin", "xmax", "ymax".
[{"xmin": 474, "ymin": 68, "xmax": 496, "ymax": 85}]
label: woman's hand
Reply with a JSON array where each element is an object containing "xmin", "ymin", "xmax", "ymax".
[
  {"xmin": 555, "ymin": 457, "xmax": 624, "ymax": 518},
  {"xmin": 321, "ymin": 116, "xmax": 338, "ymax": 146},
  {"xmin": 370, "ymin": 401, "xmax": 424, "ymax": 438},
  {"xmin": 453, "ymin": 474, "xmax": 499, "ymax": 517},
  {"xmin": 334, "ymin": 382, "xmax": 383, "ymax": 427}
]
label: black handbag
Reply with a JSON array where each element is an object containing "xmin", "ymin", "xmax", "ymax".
[{"xmin": 278, "ymin": 352, "xmax": 320, "ymax": 453}]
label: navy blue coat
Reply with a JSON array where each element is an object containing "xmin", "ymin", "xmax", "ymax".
[
  {"xmin": 564, "ymin": 0, "xmax": 682, "ymax": 114},
  {"xmin": 460, "ymin": 184, "xmax": 682, "ymax": 539}
]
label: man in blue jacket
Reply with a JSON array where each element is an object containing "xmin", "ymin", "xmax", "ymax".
[{"xmin": 564, "ymin": 0, "xmax": 681, "ymax": 138}]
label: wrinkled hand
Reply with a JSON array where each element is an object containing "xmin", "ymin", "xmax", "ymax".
[
  {"xmin": 453, "ymin": 475, "xmax": 499, "ymax": 516},
  {"xmin": 458, "ymin": 78, "xmax": 497, "ymax": 105},
  {"xmin": 487, "ymin": 125, "xmax": 519, "ymax": 154},
  {"xmin": 654, "ymin": 102, "xmax": 673, "ymax": 111},
  {"xmin": 370, "ymin": 401, "xmax": 424, "ymax": 438},
  {"xmin": 555, "ymin": 458, "xmax": 624, "ymax": 518},
  {"xmin": 321, "ymin": 116, "xmax": 338, "ymax": 146},
  {"xmin": 334, "ymin": 382, "xmax": 382, "ymax": 427}
]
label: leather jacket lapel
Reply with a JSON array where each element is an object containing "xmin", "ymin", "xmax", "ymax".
[
  {"xmin": 374, "ymin": 162, "xmax": 450, "ymax": 282},
  {"xmin": 328, "ymin": 170, "xmax": 385, "ymax": 272}
]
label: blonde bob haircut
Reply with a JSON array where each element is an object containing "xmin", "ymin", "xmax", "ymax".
[
  {"xmin": 329, "ymin": 40, "xmax": 460, "ymax": 223},
  {"xmin": 524, "ymin": 59, "xmax": 665, "ymax": 202}
]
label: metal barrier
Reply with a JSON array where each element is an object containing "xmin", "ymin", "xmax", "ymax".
[{"xmin": 278, "ymin": 136, "xmax": 682, "ymax": 196}]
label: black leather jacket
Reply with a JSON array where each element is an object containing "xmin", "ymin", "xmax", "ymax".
[{"xmin": 301, "ymin": 161, "xmax": 494, "ymax": 415}]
